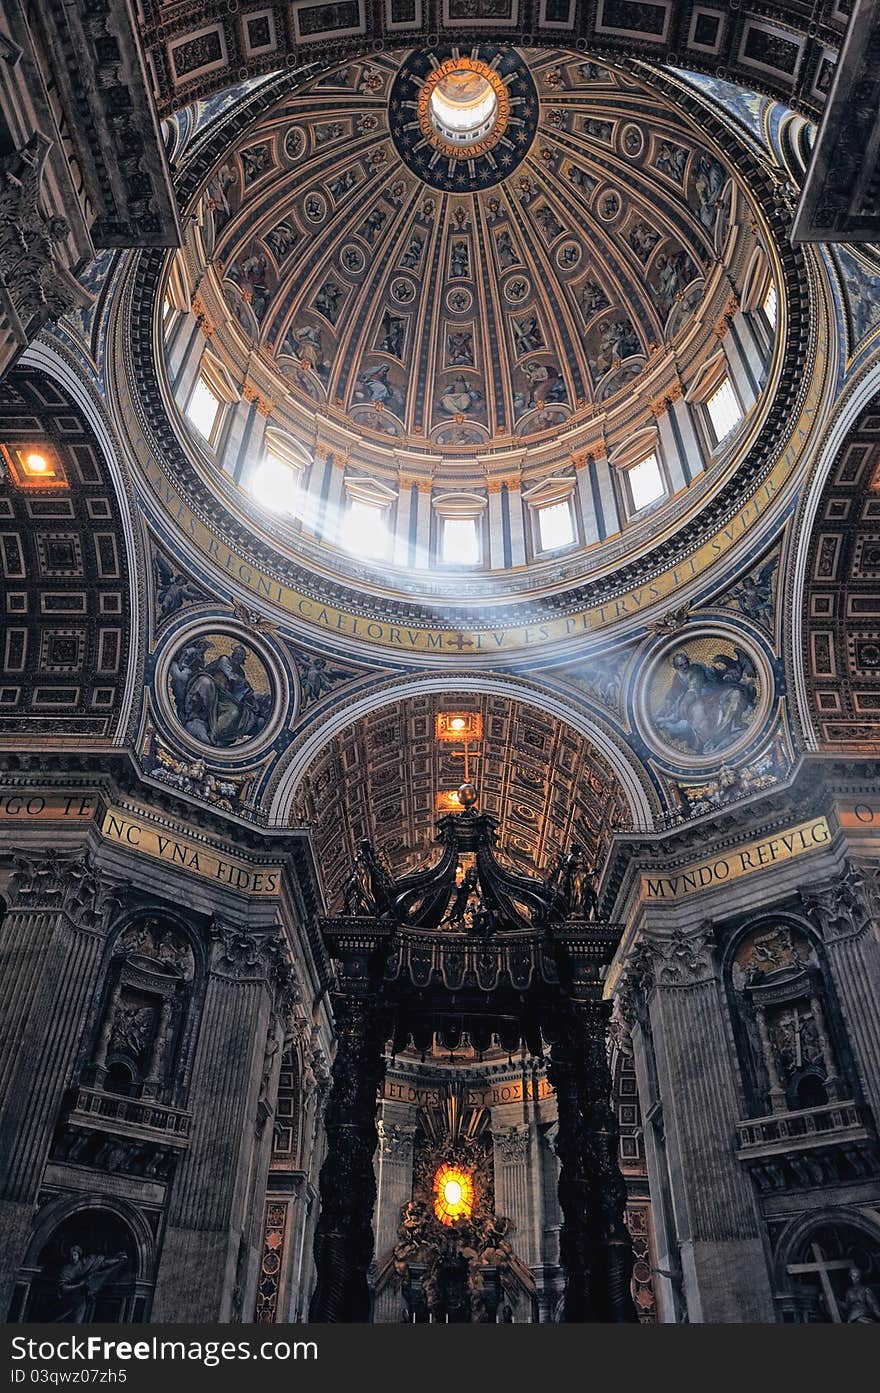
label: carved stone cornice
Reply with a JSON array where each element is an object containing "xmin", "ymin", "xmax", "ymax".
[
  {"xmin": 0, "ymin": 134, "xmax": 89, "ymax": 358},
  {"xmin": 801, "ymin": 862, "xmax": 874, "ymax": 942},
  {"xmin": 32, "ymin": 0, "xmax": 180, "ymax": 247}
]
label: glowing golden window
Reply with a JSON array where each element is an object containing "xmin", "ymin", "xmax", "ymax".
[
  {"xmin": 435, "ymin": 712, "xmax": 483, "ymax": 742},
  {"xmin": 433, "ymin": 1163, "xmax": 474, "ymax": 1226},
  {"xmin": 0, "ymin": 444, "xmax": 66, "ymax": 488}
]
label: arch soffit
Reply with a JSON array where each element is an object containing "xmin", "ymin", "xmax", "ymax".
[
  {"xmin": 266, "ymin": 670, "xmax": 658, "ymax": 830},
  {"xmin": 18, "ymin": 340, "xmax": 147, "ymax": 748},
  {"xmin": 788, "ymin": 358, "xmax": 880, "ymax": 750}
]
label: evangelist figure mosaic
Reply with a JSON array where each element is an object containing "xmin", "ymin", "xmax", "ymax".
[
  {"xmin": 168, "ymin": 634, "xmax": 273, "ymax": 748},
  {"xmin": 647, "ymin": 639, "xmax": 760, "ymax": 757}
]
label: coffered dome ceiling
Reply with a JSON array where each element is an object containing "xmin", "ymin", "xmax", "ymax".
[
  {"xmin": 195, "ymin": 47, "xmax": 744, "ymax": 449},
  {"xmin": 119, "ymin": 40, "xmax": 827, "ymax": 658}
]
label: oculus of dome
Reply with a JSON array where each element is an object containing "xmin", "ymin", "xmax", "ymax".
[
  {"xmin": 422, "ymin": 60, "xmax": 506, "ymax": 151},
  {"xmin": 390, "ymin": 47, "xmax": 537, "ymax": 191}
]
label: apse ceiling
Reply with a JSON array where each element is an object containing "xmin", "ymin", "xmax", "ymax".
[
  {"xmin": 293, "ymin": 692, "xmax": 629, "ymax": 910},
  {"xmin": 197, "ymin": 47, "xmax": 742, "ymax": 449}
]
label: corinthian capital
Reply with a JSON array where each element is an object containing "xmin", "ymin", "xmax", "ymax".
[
  {"xmin": 7, "ymin": 848, "xmax": 121, "ymax": 930},
  {"xmin": 622, "ymin": 922, "xmax": 716, "ymax": 998},
  {"xmin": 801, "ymin": 862, "xmax": 872, "ymax": 941}
]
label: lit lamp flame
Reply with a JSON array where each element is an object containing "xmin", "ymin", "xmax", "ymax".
[
  {"xmin": 25, "ymin": 453, "xmax": 49, "ymax": 473},
  {"xmin": 434, "ymin": 1163, "xmax": 474, "ymax": 1225}
]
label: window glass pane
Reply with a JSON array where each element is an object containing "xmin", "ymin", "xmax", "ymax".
[
  {"xmin": 628, "ymin": 453, "xmax": 665, "ymax": 511},
  {"xmin": 537, "ymin": 500, "xmax": 575, "ymax": 551},
  {"xmin": 186, "ymin": 375, "xmax": 221, "ymax": 441},
  {"xmin": 706, "ymin": 378, "xmax": 743, "ymax": 442},
  {"xmin": 763, "ymin": 282, "xmax": 778, "ymax": 330},
  {"xmin": 251, "ymin": 453, "xmax": 301, "ymax": 513},
  {"xmin": 343, "ymin": 498, "xmax": 389, "ymax": 558},
  {"xmin": 442, "ymin": 517, "xmax": 479, "ymax": 565}
]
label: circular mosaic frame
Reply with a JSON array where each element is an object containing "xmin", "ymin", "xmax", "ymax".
[
  {"xmin": 633, "ymin": 625, "xmax": 775, "ymax": 769},
  {"xmin": 154, "ymin": 620, "xmax": 292, "ymax": 766}
]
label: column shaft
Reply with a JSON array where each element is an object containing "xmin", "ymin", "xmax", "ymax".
[
  {"xmin": 309, "ymin": 991, "xmax": 387, "ymax": 1322},
  {"xmin": 649, "ymin": 979, "xmax": 774, "ymax": 1321}
]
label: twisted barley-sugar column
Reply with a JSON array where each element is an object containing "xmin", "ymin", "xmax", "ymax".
[
  {"xmin": 309, "ymin": 989, "xmax": 388, "ymax": 1322},
  {"xmin": 547, "ymin": 999, "xmax": 637, "ymax": 1322}
]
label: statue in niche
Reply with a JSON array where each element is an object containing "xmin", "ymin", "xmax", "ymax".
[
  {"xmin": 169, "ymin": 636, "xmax": 272, "ymax": 748},
  {"xmin": 653, "ymin": 646, "xmax": 758, "ymax": 755},
  {"xmin": 732, "ymin": 924, "xmax": 811, "ymax": 989},
  {"xmin": 120, "ymin": 918, "xmax": 193, "ymax": 978},
  {"xmin": 54, "ymin": 1246, "xmax": 128, "ymax": 1323},
  {"xmin": 109, "ymin": 1003, "xmax": 153, "ymax": 1058},
  {"xmin": 770, "ymin": 1003, "xmax": 823, "ymax": 1081},
  {"xmin": 732, "ymin": 923, "xmax": 836, "ymax": 1111}
]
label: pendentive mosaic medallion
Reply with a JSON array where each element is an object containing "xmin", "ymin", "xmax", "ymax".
[
  {"xmin": 166, "ymin": 631, "xmax": 275, "ymax": 749},
  {"xmin": 637, "ymin": 631, "xmax": 770, "ymax": 763}
]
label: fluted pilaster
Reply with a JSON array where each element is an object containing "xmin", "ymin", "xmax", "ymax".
[
  {"xmin": 151, "ymin": 927, "xmax": 276, "ymax": 1321},
  {"xmin": 0, "ymin": 852, "xmax": 117, "ymax": 1318},
  {"xmin": 630, "ymin": 926, "xmax": 774, "ymax": 1322}
]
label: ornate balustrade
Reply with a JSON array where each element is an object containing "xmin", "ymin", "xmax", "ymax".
[
  {"xmin": 735, "ymin": 1100, "xmax": 880, "ymax": 1193},
  {"xmin": 66, "ymin": 1086, "xmax": 192, "ymax": 1146},
  {"xmin": 736, "ymin": 1100, "xmax": 870, "ymax": 1155}
]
